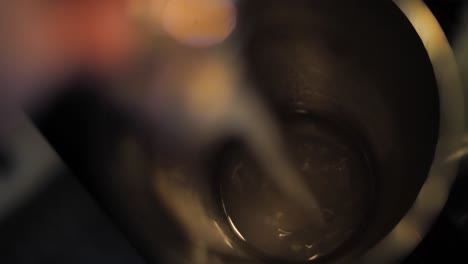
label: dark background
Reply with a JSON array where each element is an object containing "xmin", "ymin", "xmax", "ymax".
[{"xmin": 0, "ymin": 0, "xmax": 466, "ymax": 263}]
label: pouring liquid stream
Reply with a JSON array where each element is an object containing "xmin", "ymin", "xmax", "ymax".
[{"xmin": 225, "ymin": 91, "xmax": 325, "ymax": 228}]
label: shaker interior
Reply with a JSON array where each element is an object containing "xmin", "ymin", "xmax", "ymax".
[{"xmin": 216, "ymin": 113, "xmax": 376, "ymax": 263}]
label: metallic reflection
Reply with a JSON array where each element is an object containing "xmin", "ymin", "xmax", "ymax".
[
  {"xmin": 363, "ymin": 0, "xmax": 464, "ymax": 263},
  {"xmin": 154, "ymin": 167, "xmax": 241, "ymax": 255},
  {"xmin": 227, "ymin": 216, "xmax": 246, "ymax": 242}
]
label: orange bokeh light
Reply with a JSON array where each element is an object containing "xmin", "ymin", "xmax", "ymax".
[{"xmin": 161, "ymin": 0, "xmax": 236, "ymax": 47}]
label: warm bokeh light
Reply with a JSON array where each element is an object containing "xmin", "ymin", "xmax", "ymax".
[
  {"xmin": 161, "ymin": 0, "xmax": 237, "ymax": 47},
  {"xmin": 51, "ymin": 0, "xmax": 137, "ymax": 68},
  {"xmin": 183, "ymin": 54, "xmax": 237, "ymax": 123}
]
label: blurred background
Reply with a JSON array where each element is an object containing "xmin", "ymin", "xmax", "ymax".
[{"xmin": 0, "ymin": 0, "xmax": 467, "ymax": 263}]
